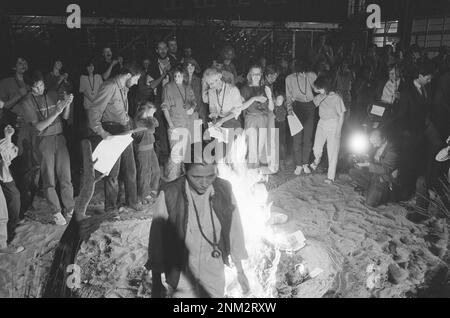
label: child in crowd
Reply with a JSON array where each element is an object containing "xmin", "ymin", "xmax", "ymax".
[
  {"xmin": 133, "ymin": 102, "xmax": 161, "ymax": 204},
  {"xmin": 310, "ymin": 73, "xmax": 346, "ymax": 184}
]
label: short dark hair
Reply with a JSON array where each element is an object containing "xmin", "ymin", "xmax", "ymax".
[
  {"xmin": 265, "ymin": 65, "xmax": 278, "ymax": 76},
  {"xmin": 314, "ymin": 72, "xmax": 334, "ymax": 93},
  {"xmin": 25, "ymin": 70, "xmax": 44, "ymax": 86}
]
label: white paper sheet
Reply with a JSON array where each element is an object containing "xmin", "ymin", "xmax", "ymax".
[
  {"xmin": 92, "ymin": 134, "xmax": 133, "ymax": 175},
  {"xmin": 370, "ymin": 105, "xmax": 385, "ymax": 117},
  {"xmin": 287, "ymin": 113, "xmax": 304, "ymax": 136}
]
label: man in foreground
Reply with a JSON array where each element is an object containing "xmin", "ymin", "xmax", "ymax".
[{"xmin": 146, "ymin": 147, "xmax": 250, "ymax": 298}]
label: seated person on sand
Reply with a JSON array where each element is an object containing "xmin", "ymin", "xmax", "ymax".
[
  {"xmin": 349, "ymin": 129, "xmax": 399, "ymax": 208},
  {"xmin": 146, "ymin": 143, "xmax": 250, "ymax": 298}
]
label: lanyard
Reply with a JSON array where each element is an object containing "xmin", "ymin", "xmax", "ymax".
[
  {"xmin": 31, "ymin": 94, "xmax": 49, "ymax": 119},
  {"xmin": 88, "ymin": 75, "xmax": 95, "ymax": 93},
  {"xmin": 296, "ymin": 73, "xmax": 308, "ymax": 96},
  {"xmin": 188, "ymin": 187, "xmax": 221, "ymax": 259},
  {"xmin": 215, "ymin": 83, "xmax": 226, "ymax": 116}
]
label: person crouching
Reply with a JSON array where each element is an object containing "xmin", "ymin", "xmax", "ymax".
[{"xmin": 133, "ymin": 101, "xmax": 161, "ymax": 205}]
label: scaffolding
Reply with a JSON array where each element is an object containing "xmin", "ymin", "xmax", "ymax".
[{"xmin": 8, "ymin": 15, "xmax": 340, "ymax": 63}]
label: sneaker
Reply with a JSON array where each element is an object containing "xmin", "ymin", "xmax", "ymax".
[
  {"xmin": 303, "ymin": 165, "xmax": 312, "ymax": 174},
  {"xmin": 310, "ymin": 162, "xmax": 319, "ymax": 171},
  {"xmin": 53, "ymin": 212, "xmax": 67, "ymax": 226},
  {"xmin": 0, "ymin": 245, "xmax": 25, "ymax": 254},
  {"xmin": 294, "ymin": 166, "xmax": 303, "ymax": 176},
  {"xmin": 324, "ymin": 179, "xmax": 334, "ymax": 185}
]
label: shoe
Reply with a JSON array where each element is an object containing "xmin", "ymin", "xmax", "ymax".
[
  {"xmin": 294, "ymin": 166, "xmax": 303, "ymax": 176},
  {"xmin": 53, "ymin": 212, "xmax": 67, "ymax": 226},
  {"xmin": 303, "ymin": 165, "xmax": 312, "ymax": 174},
  {"xmin": 310, "ymin": 162, "xmax": 319, "ymax": 171},
  {"xmin": 0, "ymin": 245, "xmax": 25, "ymax": 254},
  {"xmin": 324, "ymin": 179, "xmax": 334, "ymax": 185}
]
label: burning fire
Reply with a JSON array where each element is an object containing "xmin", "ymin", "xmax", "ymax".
[{"xmin": 219, "ymin": 134, "xmax": 281, "ymax": 298}]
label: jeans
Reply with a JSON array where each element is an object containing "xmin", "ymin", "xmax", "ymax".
[
  {"xmin": 349, "ymin": 168, "xmax": 391, "ymax": 207},
  {"xmin": 38, "ymin": 134, "xmax": 74, "ymax": 215},
  {"xmin": 93, "ymin": 122, "xmax": 138, "ymax": 211},
  {"xmin": 0, "ymin": 181, "xmax": 20, "ymax": 242},
  {"xmin": 292, "ymin": 101, "xmax": 315, "ymax": 166},
  {"xmin": 136, "ymin": 147, "xmax": 161, "ymax": 201}
]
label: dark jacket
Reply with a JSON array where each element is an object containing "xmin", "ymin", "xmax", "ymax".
[
  {"xmin": 369, "ymin": 142, "xmax": 399, "ymax": 182},
  {"xmin": 147, "ymin": 176, "xmax": 235, "ymax": 289},
  {"xmin": 396, "ymin": 83, "xmax": 431, "ymax": 134}
]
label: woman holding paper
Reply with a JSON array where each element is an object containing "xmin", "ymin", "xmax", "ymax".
[
  {"xmin": 285, "ymin": 60, "xmax": 318, "ymax": 176},
  {"xmin": 310, "ymin": 73, "xmax": 346, "ymax": 184}
]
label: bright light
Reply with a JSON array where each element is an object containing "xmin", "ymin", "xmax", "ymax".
[{"xmin": 348, "ymin": 131, "xmax": 370, "ymax": 155}]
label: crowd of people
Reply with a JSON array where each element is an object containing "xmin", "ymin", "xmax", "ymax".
[{"xmin": 0, "ymin": 35, "xmax": 449, "ymax": 270}]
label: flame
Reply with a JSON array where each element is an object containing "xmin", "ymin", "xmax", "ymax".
[{"xmin": 219, "ymin": 134, "xmax": 281, "ymax": 298}]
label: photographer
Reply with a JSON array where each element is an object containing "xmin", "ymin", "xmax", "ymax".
[{"xmin": 349, "ymin": 129, "xmax": 399, "ymax": 208}]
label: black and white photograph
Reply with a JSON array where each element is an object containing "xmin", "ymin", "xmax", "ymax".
[{"xmin": 0, "ymin": 0, "xmax": 449, "ymax": 302}]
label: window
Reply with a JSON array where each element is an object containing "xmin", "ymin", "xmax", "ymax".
[
  {"xmin": 228, "ymin": 0, "xmax": 250, "ymax": 7},
  {"xmin": 194, "ymin": 0, "xmax": 216, "ymax": 8},
  {"xmin": 372, "ymin": 21, "xmax": 399, "ymax": 47},
  {"xmin": 411, "ymin": 16, "xmax": 450, "ymax": 49},
  {"xmin": 163, "ymin": 0, "xmax": 183, "ymax": 10}
]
